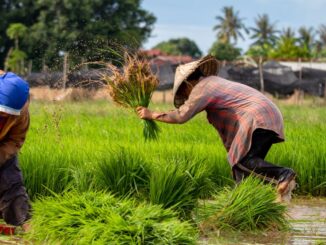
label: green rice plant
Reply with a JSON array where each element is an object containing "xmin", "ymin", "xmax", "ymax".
[
  {"xmin": 196, "ymin": 176, "xmax": 289, "ymax": 231},
  {"xmin": 26, "ymin": 191, "xmax": 197, "ymax": 244},
  {"xmin": 102, "ymin": 54, "xmax": 160, "ymax": 141},
  {"xmin": 149, "ymin": 159, "xmax": 214, "ymax": 218},
  {"xmin": 20, "ymin": 101, "xmax": 326, "ymax": 198},
  {"xmin": 94, "ymin": 148, "xmax": 150, "ymax": 197},
  {"xmin": 20, "ymin": 144, "xmax": 74, "ymax": 200}
]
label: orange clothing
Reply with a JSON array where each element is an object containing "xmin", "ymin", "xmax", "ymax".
[{"xmin": 0, "ymin": 101, "xmax": 30, "ymax": 165}]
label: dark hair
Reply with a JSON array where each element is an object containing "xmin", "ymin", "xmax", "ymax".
[{"xmin": 187, "ymin": 68, "xmax": 204, "ymax": 82}]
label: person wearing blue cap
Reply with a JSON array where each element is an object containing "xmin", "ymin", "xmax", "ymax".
[{"xmin": 0, "ymin": 70, "xmax": 30, "ymax": 230}]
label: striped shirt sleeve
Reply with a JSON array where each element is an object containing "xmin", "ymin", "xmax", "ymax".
[{"xmin": 157, "ymin": 80, "xmax": 209, "ymax": 124}]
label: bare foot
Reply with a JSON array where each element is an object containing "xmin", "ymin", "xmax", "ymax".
[{"xmin": 22, "ymin": 223, "xmax": 31, "ymax": 232}]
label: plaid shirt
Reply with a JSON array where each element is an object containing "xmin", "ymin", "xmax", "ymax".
[{"xmin": 165, "ymin": 76, "xmax": 284, "ymax": 166}]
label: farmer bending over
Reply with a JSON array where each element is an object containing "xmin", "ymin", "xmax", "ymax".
[
  {"xmin": 0, "ymin": 70, "xmax": 30, "ymax": 229},
  {"xmin": 137, "ymin": 55, "xmax": 296, "ymax": 202}
]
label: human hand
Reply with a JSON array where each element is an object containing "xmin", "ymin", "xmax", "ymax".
[{"xmin": 136, "ymin": 106, "xmax": 153, "ymax": 120}]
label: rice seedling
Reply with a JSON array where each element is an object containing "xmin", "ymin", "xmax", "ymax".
[
  {"xmin": 26, "ymin": 191, "xmax": 198, "ymax": 244},
  {"xmin": 94, "ymin": 148, "xmax": 150, "ymax": 197},
  {"xmin": 196, "ymin": 176, "xmax": 289, "ymax": 232},
  {"xmin": 102, "ymin": 54, "xmax": 160, "ymax": 141}
]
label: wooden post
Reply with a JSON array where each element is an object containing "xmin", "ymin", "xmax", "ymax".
[
  {"xmin": 298, "ymin": 58, "xmax": 302, "ymax": 105},
  {"xmin": 162, "ymin": 90, "xmax": 166, "ymax": 104},
  {"xmin": 259, "ymin": 56, "xmax": 264, "ymax": 93},
  {"xmin": 28, "ymin": 60, "xmax": 32, "ymax": 75},
  {"xmin": 324, "ymin": 80, "xmax": 326, "ymax": 102},
  {"xmin": 42, "ymin": 57, "xmax": 46, "ymax": 73},
  {"xmin": 63, "ymin": 52, "xmax": 69, "ymax": 90}
]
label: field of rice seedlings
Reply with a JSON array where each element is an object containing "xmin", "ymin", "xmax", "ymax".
[
  {"xmin": 14, "ymin": 99, "xmax": 325, "ymax": 243},
  {"xmin": 21, "ymin": 100, "xmax": 326, "ymax": 199}
]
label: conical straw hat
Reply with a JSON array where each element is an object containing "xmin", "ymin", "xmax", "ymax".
[{"xmin": 173, "ymin": 55, "xmax": 219, "ymax": 108}]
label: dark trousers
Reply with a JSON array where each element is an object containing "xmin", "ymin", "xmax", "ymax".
[
  {"xmin": 232, "ymin": 129, "xmax": 294, "ymax": 184},
  {"xmin": 0, "ymin": 156, "xmax": 30, "ymax": 226}
]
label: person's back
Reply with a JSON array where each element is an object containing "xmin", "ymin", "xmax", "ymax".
[{"xmin": 198, "ymin": 76, "xmax": 284, "ymax": 165}]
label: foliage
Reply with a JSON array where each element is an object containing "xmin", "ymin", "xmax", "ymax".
[
  {"xmin": 4, "ymin": 48, "xmax": 27, "ymax": 74},
  {"xmin": 213, "ymin": 6, "xmax": 248, "ymax": 44},
  {"xmin": 196, "ymin": 176, "xmax": 289, "ymax": 231},
  {"xmin": 269, "ymin": 36, "xmax": 311, "ymax": 59},
  {"xmin": 0, "ymin": 0, "xmax": 156, "ymax": 69},
  {"xmin": 209, "ymin": 41, "xmax": 241, "ymax": 61},
  {"xmin": 318, "ymin": 24, "xmax": 326, "ymax": 47},
  {"xmin": 153, "ymin": 38, "xmax": 202, "ymax": 58},
  {"xmin": 246, "ymin": 43, "xmax": 272, "ymax": 58},
  {"xmin": 250, "ymin": 14, "xmax": 278, "ymax": 46},
  {"xmin": 102, "ymin": 54, "xmax": 160, "ymax": 141},
  {"xmin": 27, "ymin": 191, "xmax": 198, "ymax": 244},
  {"xmin": 6, "ymin": 23, "xmax": 27, "ymax": 49}
]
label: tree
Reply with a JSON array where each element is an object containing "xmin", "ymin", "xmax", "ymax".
[
  {"xmin": 314, "ymin": 25, "xmax": 326, "ymax": 58},
  {"xmin": 250, "ymin": 14, "xmax": 278, "ymax": 46},
  {"xmin": 6, "ymin": 23, "xmax": 28, "ymax": 50},
  {"xmin": 281, "ymin": 27, "xmax": 296, "ymax": 40},
  {"xmin": 0, "ymin": 0, "xmax": 156, "ymax": 70},
  {"xmin": 153, "ymin": 38, "xmax": 202, "ymax": 58},
  {"xmin": 213, "ymin": 6, "xmax": 248, "ymax": 44},
  {"xmin": 297, "ymin": 26, "xmax": 315, "ymax": 58},
  {"xmin": 5, "ymin": 48, "xmax": 27, "ymax": 74},
  {"xmin": 209, "ymin": 41, "xmax": 241, "ymax": 61},
  {"xmin": 318, "ymin": 24, "xmax": 326, "ymax": 47},
  {"xmin": 269, "ymin": 36, "xmax": 310, "ymax": 60},
  {"xmin": 5, "ymin": 23, "xmax": 28, "ymax": 74},
  {"xmin": 0, "ymin": 0, "xmax": 40, "ymax": 69},
  {"xmin": 246, "ymin": 43, "xmax": 272, "ymax": 59}
]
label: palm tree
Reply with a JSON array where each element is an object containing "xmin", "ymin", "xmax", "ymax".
[
  {"xmin": 298, "ymin": 26, "xmax": 315, "ymax": 48},
  {"xmin": 317, "ymin": 24, "xmax": 326, "ymax": 47},
  {"xmin": 250, "ymin": 14, "xmax": 278, "ymax": 46},
  {"xmin": 6, "ymin": 23, "xmax": 28, "ymax": 50},
  {"xmin": 213, "ymin": 6, "xmax": 248, "ymax": 44},
  {"xmin": 281, "ymin": 27, "xmax": 296, "ymax": 40}
]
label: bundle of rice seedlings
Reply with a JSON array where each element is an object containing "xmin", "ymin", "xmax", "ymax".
[
  {"xmin": 26, "ymin": 191, "xmax": 197, "ymax": 244},
  {"xmin": 102, "ymin": 54, "xmax": 160, "ymax": 141},
  {"xmin": 196, "ymin": 176, "xmax": 289, "ymax": 232}
]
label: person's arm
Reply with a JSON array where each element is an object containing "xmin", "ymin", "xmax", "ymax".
[
  {"xmin": 0, "ymin": 108, "xmax": 30, "ymax": 165},
  {"xmin": 137, "ymin": 80, "xmax": 210, "ymax": 124}
]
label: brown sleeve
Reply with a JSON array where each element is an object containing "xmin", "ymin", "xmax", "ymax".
[
  {"xmin": 156, "ymin": 80, "xmax": 210, "ymax": 124},
  {"xmin": 0, "ymin": 109, "xmax": 30, "ymax": 165}
]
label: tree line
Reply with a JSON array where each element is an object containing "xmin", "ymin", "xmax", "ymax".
[
  {"xmin": 2, "ymin": 3, "xmax": 326, "ymax": 75},
  {"xmin": 154, "ymin": 6, "xmax": 326, "ymax": 62}
]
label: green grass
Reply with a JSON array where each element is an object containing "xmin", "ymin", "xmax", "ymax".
[{"xmin": 20, "ymin": 100, "xmax": 326, "ymax": 202}]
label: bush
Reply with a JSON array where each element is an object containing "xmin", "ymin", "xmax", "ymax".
[{"xmin": 209, "ymin": 41, "xmax": 241, "ymax": 61}]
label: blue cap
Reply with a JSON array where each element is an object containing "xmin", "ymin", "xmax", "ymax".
[{"xmin": 0, "ymin": 72, "xmax": 29, "ymax": 115}]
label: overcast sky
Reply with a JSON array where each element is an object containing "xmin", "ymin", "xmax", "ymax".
[{"xmin": 141, "ymin": 0, "xmax": 326, "ymax": 54}]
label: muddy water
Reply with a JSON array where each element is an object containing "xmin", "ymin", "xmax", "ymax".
[
  {"xmin": 288, "ymin": 198, "xmax": 326, "ymax": 245},
  {"xmin": 200, "ymin": 198, "xmax": 326, "ymax": 245}
]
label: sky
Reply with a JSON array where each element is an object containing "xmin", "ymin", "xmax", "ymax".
[{"xmin": 141, "ymin": 0, "xmax": 326, "ymax": 54}]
